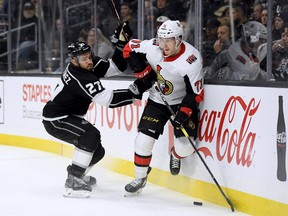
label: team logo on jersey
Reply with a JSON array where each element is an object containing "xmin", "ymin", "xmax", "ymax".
[
  {"xmin": 156, "ymin": 65, "xmax": 173, "ymax": 95},
  {"xmin": 236, "ymin": 55, "xmax": 246, "ymax": 64},
  {"xmin": 186, "ymin": 54, "xmax": 197, "ymax": 64}
]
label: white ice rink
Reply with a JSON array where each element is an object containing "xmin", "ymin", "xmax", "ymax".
[{"xmin": 0, "ymin": 145, "xmax": 250, "ymax": 216}]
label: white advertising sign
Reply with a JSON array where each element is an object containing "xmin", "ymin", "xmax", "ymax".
[{"xmin": 0, "ymin": 76, "xmax": 287, "ymax": 208}]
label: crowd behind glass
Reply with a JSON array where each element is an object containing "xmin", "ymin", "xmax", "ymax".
[{"xmin": 0, "ymin": 0, "xmax": 288, "ymax": 83}]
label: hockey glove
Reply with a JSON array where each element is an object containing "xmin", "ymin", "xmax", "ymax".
[
  {"xmin": 111, "ymin": 21, "xmax": 133, "ymax": 51},
  {"xmin": 171, "ymin": 107, "xmax": 192, "ymax": 128},
  {"xmin": 128, "ymin": 76, "xmax": 154, "ymax": 100},
  {"xmin": 128, "ymin": 83, "xmax": 142, "ymax": 100}
]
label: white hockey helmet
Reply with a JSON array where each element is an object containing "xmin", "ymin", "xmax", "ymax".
[
  {"xmin": 157, "ymin": 20, "xmax": 183, "ymax": 55},
  {"xmin": 242, "ymin": 21, "xmax": 267, "ymax": 42},
  {"xmin": 241, "ymin": 21, "xmax": 267, "ymax": 54},
  {"xmin": 157, "ymin": 20, "xmax": 183, "ymax": 41}
]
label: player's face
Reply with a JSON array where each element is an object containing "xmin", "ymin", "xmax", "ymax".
[
  {"xmin": 75, "ymin": 52, "xmax": 93, "ymax": 71},
  {"xmin": 158, "ymin": 37, "xmax": 178, "ymax": 56}
]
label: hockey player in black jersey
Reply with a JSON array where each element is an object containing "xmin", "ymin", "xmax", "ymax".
[{"xmin": 42, "ymin": 22, "xmax": 140, "ymax": 198}]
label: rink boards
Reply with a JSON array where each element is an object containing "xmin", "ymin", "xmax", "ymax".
[{"xmin": 0, "ymin": 75, "xmax": 287, "ymax": 216}]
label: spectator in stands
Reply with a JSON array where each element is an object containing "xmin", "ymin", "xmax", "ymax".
[
  {"xmin": 144, "ymin": 0, "xmax": 158, "ymax": 14},
  {"xmin": 144, "ymin": 5, "xmax": 160, "ymax": 39},
  {"xmin": 230, "ymin": 0, "xmax": 252, "ymax": 17},
  {"xmin": 261, "ymin": 8, "xmax": 268, "ymax": 26},
  {"xmin": 12, "ymin": 0, "xmax": 39, "ymax": 70},
  {"xmin": 271, "ymin": 27, "xmax": 288, "ymax": 81},
  {"xmin": 221, "ymin": 6, "xmax": 247, "ymax": 41},
  {"xmin": 273, "ymin": 9, "xmax": 288, "ymax": 39},
  {"xmin": 250, "ymin": 3, "xmax": 263, "ymax": 22},
  {"xmin": 204, "ymin": 21, "xmax": 268, "ymax": 80},
  {"xmin": 214, "ymin": 5, "xmax": 229, "ymax": 24},
  {"xmin": 258, "ymin": 25, "xmax": 288, "ymax": 81},
  {"xmin": 213, "ymin": 23, "xmax": 231, "ymax": 54},
  {"xmin": 202, "ymin": 17, "xmax": 221, "ymax": 67},
  {"xmin": 214, "ymin": 5, "xmax": 247, "ymax": 41},
  {"xmin": 87, "ymin": 28, "xmax": 114, "ymax": 59},
  {"xmin": 120, "ymin": 3, "xmax": 137, "ymax": 38},
  {"xmin": 156, "ymin": 0, "xmax": 173, "ymax": 19}
]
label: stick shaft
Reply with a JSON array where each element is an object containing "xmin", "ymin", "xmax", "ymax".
[
  {"xmin": 109, "ymin": 0, "xmax": 122, "ymax": 25},
  {"xmin": 108, "ymin": 0, "xmax": 129, "ymax": 41},
  {"xmin": 155, "ymin": 85, "xmax": 234, "ymax": 212}
]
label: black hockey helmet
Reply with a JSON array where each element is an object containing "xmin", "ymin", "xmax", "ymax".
[{"xmin": 67, "ymin": 41, "xmax": 91, "ymax": 58}]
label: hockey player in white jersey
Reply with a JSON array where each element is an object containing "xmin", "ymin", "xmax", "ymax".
[
  {"xmin": 124, "ymin": 20, "xmax": 204, "ymax": 195},
  {"xmin": 204, "ymin": 21, "xmax": 268, "ymax": 80}
]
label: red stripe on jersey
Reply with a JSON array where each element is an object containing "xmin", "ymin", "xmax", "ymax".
[
  {"xmin": 123, "ymin": 43, "xmax": 132, "ymax": 59},
  {"xmin": 195, "ymin": 89, "xmax": 204, "ymax": 103},
  {"xmin": 134, "ymin": 153, "xmax": 152, "ymax": 167},
  {"xmin": 179, "ymin": 107, "xmax": 192, "ymax": 117},
  {"xmin": 123, "ymin": 39, "xmax": 142, "ymax": 59}
]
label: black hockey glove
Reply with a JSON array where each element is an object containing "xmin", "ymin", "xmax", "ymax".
[
  {"xmin": 111, "ymin": 21, "xmax": 133, "ymax": 51},
  {"xmin": 171, "ymin": 107, "xmax": 192, "ymax": 128}
]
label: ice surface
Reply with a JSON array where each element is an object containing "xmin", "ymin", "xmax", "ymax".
[{"xmin": 0, "ymin": 145, "xmax": 250, "ymax": 216}]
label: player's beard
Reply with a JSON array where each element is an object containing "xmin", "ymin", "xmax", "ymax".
[
  {"xmin": 86, "ymin": 64, "xmax": 93, "ymax": 71},
  {"xmin": 78, "ymin": 63, "xmax": 93, "ymax": 71}
]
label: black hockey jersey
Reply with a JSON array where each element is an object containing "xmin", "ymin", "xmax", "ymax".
[{"xmin": 42, "ymin": 55, "xmax": 132, "ymax": 121}]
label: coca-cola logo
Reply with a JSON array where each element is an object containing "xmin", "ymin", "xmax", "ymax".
[{"xmin": 198, "ymin": 96, "xmax": 260, "ymax": 167}]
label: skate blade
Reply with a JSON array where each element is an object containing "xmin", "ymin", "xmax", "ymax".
[
  {"xmin": 124, "ymin": 189, "xmax": 143, "ymax": 197},
  {"xmin": 63, "ymin": 188, "xmax": 91, "ymax": 198}
]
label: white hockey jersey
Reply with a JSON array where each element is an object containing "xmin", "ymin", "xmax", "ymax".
[
  {"xmin": 206, "ymin": 40, "xmax": 268, "ymax": 80},
  {"xmin": 125, "ymin": 39, "xmax": 204, "ymax": 106}
]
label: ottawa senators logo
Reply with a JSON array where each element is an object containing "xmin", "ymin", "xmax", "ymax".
[{"xmin": 156, "ymin": 65, "xmax": 173, "ymax": 95}]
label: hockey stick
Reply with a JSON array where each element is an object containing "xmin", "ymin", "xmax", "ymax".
[
  {"xmin": 109, "ymin": 0, "xmax": 122, "ymax": 25},
  {"xmin": 155, "ymin": 85, "xmax": 235, "ymax": 212},
  {"xmin": 108, "ymin": 0, "xmax": 129, "ymax": 41}
]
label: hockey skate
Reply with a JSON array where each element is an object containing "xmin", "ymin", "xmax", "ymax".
[
  {"xmin": 67, "ymin": 165, "xmax": 97, "ymax": 186},
  {"xmin": 63, "ymin": 174, "xmax": 92, "ymax": 198},
  {"xmin": 170, "ymin": 153, "xmax": 181, "ymax": 175},
  {"xmin": 83, "ymin": 175, "xmax": 97, "ymax": 186},
  {"xmin": 124, "ymin": 176, "xmax": 147, "ymax": 197}
]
